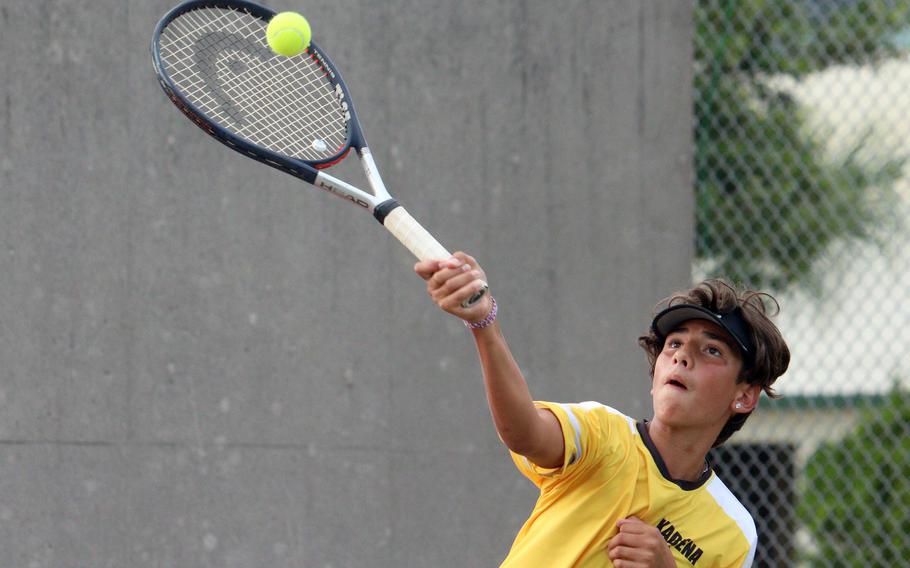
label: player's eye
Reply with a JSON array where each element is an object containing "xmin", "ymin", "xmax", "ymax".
[{"xmin": 706, "ymin": 345, "xmax": 723, "ymax": 357}]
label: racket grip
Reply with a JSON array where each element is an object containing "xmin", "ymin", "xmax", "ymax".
[
  {"xmin": 383, "ymin": 206, "xmax": 488, "ymax": 307},
  {"xmin": 383, "ymin": 206, "xmax": 450, "ymax": 261}
]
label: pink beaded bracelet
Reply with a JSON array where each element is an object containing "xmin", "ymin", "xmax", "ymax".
[{"xmin": 464, "ymin": 297, "xmax": 498, "ymax": 330}]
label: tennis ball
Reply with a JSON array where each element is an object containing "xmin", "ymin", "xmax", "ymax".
[{"xmin": 266, "ymin": 12, "xmax": 312, "ymax": 57}]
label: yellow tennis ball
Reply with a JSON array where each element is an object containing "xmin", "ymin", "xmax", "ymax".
[{"xmin": 266, "ymin": 12, "xmax": 311, "ymax": 57}]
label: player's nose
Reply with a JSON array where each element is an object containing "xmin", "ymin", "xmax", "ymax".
[{"xmin": 673, "ymin": 349, "xmax": 690, "ymax": 367}]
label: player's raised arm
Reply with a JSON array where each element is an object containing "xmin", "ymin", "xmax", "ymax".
[{"xmin": 415, "ymin": 253, "xmax": 564, "ymax": 469}]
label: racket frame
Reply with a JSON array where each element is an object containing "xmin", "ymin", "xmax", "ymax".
[
  {"xmin": 151, "ymin": 0, "xmax": 393, "ymax": 213},
  {"xmin": 151, "ymin": 0, "xmax": 488, "ymax": 306}
]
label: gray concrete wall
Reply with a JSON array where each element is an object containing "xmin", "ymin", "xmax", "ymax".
[{"xmin": 0, "ymin": 1, "xmax": 693, "ymax": 566}]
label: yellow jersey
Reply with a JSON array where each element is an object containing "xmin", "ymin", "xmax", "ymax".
[{"xmin": 501, "ymin": 401, "xmax": 757, "ymax": 568}]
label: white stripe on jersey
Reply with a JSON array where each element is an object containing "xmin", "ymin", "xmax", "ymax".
[
  {"xmin": 705, "ymin": 474, "xmax": 758, "ymax": 567},
  {"xmin": 555, "ymin": 402, "xmax": 640, "ymax": 466},
  {"xmin": 555, "ymin": 403, "xmax": 584, "ymax": 463}
]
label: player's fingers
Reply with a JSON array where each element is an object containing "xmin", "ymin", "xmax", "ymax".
[
  {"xmin": 606, "ymin": 532, "xmax": 645, "ymax": 552},
  {"xmin": 610, "ymin": 560, "xmax": 644, "ymax": 568},
  {"xmin": 431, "ymin": 269, "xmax": 482, "ymax": 302},
  {"xmin": 608, "ymin": 544, "xmax": 651, "ymax": 565},
  {"xmin": 414, "ymin": 259, "xmax": 444, "ymax": 281},
  {"xmin": 607, "ymin": 536, "xmax": 622, "ymax": 558},
  {"xmin": 619, "ymin": 518, "xmax": 668, "ymax": 549},
  {"xmin": 438, "ymin": 279, "xmax": 490, "ymax": 313},
  {"xmin": 609, "ymin": 520, "xmax": 673, "ymax": 568},
  {"xmin": 440, "ymin": 255, "xmax": 466, "ymax": 270},
  {"xmin": 616, "ymin": 518, "xmax": 649, "ymax": 534},
  {"xmin": 452, "ymin": 252, "xmax": 486, "ymax": 278},
  {"xmin": 606, "ymin": 533, "xmax": 624, "ymax": 551},
  {"xmin": 606, "ymin": 543, "xmax": 634, "ymax": 560},
  {"xmin": 420, "ymin": 256, "xmax": 466, "ymax": 285},
  {"xmin": 428, "ymin": 263, "xmax": 472, "ymax": 290},
  {"xmin": 438, "ymin": 278, "xmax": 488, "ymax": 308}
]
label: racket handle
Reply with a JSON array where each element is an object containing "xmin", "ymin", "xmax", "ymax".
[
  {"xmin": 383, "ymin": 206, "xmax": 488, "ymax": 307},
  {"xmin": 383, "ymin": 205, "xmax": 450, "ymax": 261}
]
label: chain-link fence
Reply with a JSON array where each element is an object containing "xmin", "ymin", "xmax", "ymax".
[{"xmin": 695, "ymin": 1, "xmax": 910, "ymax": 566}]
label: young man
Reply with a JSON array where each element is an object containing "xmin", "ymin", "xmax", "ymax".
[{"xmin": 415, "ymin": 252, "xmax": 790, "ymax": 567}]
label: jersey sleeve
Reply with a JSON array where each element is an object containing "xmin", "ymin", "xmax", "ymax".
[{"xmin": 509, "ymin": 401, "xmax": 636, "ymax": 487}]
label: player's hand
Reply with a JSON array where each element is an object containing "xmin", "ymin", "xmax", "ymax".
[
  {"xmin": 414, "ymin": 251, "xmax": 492, "ymax": 324},
  {"xmin": 606, "ymin": 517, "xmax": 676, "ymax": 568}
]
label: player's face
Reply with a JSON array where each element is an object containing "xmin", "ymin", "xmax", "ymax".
[{"xmin": 651, "ymin": 319, "xmax": 746, "ymax": 429}]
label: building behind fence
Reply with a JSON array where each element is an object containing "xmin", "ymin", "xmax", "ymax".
[{"xmin": 696, "ymin": 1, "xmax": 910, "ymax": 566}]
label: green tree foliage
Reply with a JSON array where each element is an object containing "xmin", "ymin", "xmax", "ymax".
[
  {"xmin": 694, "ymin": 0, "xmax": 909, "ymax": 290},
  {"xmin": 799, "ymin": 389, "xmax": 910, "ymax": 566}
]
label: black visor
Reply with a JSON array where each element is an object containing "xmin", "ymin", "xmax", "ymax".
[{"xmin": 651, "ymin": 304, "xmax": 755, "ymax": 365}]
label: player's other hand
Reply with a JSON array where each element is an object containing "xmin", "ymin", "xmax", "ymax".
[
  {"xmin": 414, "ymin": 251, "xmax": 492, "ymax": 324},
  {"xmin": 606, "ymin": 517, "xmax": 676, "ymax": 568}
]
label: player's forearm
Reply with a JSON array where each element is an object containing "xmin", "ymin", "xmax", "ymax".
[
  {"xmin": 413, "ymin": 254, "xmax": 557, "ymax": 456},
  {"xmin": 470, "ymin": 321, "xmax": 542, "ymax": 453}
]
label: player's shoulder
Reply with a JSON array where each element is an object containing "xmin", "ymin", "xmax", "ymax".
[
  {"xmin": 542, "ymin": 401, "xmax": 638, "ymax": 436},
  {"xmin": 704, "ymin": 473, "xmax": 758, "ymax": 545},
  {"xmin": 533, "ymin": 401, "xmax": 640, "ymax": 472}
]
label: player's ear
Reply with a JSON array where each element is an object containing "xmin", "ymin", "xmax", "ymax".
[{"xmin": 732, "ymin": 384, "xmax": 760, "ymax": 414}]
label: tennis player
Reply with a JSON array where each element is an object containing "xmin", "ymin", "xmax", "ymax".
[{"xmin": 415, "ymin": 252, "xmax": 790, "ymax": 567}]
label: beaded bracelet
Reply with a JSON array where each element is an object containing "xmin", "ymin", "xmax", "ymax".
[{"xmin": 464, "ymin": 297, "xmax": 498, "ymax": 330}]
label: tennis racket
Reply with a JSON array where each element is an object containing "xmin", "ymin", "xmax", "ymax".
[{"xmin": 151, "ymin": 0, "xmax": 487, "ymax": 306}]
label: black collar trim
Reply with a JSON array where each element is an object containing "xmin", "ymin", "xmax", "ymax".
[{"xmin": 636, "ymin": 420, "xmax": 712, "ymax": 491}]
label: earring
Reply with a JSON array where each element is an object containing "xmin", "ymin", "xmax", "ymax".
[{"xmin": 735, "ymin": 402, "xmax": 743, "ymax": 409}]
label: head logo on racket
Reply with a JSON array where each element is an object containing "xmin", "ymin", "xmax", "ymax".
[{"xmin": 151, "ymin": 0, "xmax": 487, "ymax": 307}]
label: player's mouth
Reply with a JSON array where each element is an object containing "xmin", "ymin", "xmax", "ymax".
[{"xmin": 665, "ymin": 376, "xmax": 689, "ymax": 391}]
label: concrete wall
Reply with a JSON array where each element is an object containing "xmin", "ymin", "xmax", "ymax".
[{"xmin": 0, "ymin": 1, "xmax": 693, "ymax": 566}]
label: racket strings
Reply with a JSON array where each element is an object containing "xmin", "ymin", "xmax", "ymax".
[
  {"xmin": 166, "ymin": 9, "xmax": 344, "ymax": 157},
  {"xmin": 157, "ymin": 7, "xmax": 348, "ymax": 162},
  {"xmin": 168, "ymin": 9, "xmax": 344, "ymax": 156}
]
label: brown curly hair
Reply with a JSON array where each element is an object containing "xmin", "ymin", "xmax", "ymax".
[{"xmin": 638, "ymin": 279, "xmax": 790, "ymax": 447}]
